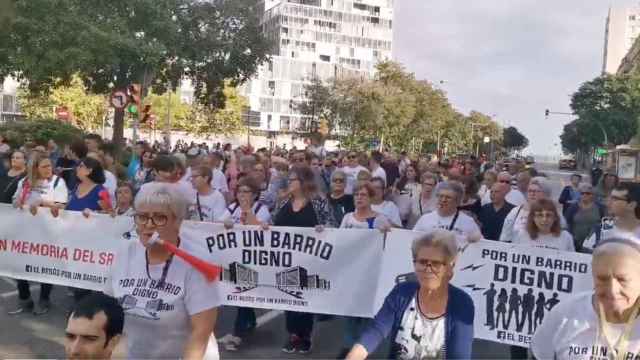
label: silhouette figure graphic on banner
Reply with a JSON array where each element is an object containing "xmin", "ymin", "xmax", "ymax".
[
  {"xmin": 506, "ymin": 288, "xmax": 521, "ymax": 330},
  {"xmin": 495, "ymin": 288, "xmax": 508, "ymax": 330},
  {"xmin": 518, "ymin": 288, "xmax": 535, "ymax": 334},
  {"xmin": 534, "ymin": 292, "xmax": 546, "ymax": 331},
  {"xmin": 545, "ymin": 292, "xmax": 560, "ymax": 311},
  {"xmin": 483, "ymin": 283, "xmax": 497, "ymax": 329}
]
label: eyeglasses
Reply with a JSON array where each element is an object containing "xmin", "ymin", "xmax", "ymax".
[
  {"xmin": 422, "ymin": 182, "xmax": 436, "ymax": 187},
  {"xmin": 609, "ymin": 195, "xmax": 629, "ymax": 202},
  {"xmin": 413, "ymin": 258, "xmax": 447, "ymax": 272},
  {"xmin": 498, "ymin": 179, "xmax": 511, "ymax": 184},
  {"xmin": 533, "ymin": 212, "xmax": 555, "ymax": 219},
  {"xmin": 134, "ymin": 213, "xmax": 169, "ymax": 227},
  {"xmin": 437, "ymin": 194, "xmax": 454, "ymax": 201},
  {"xmin": 581, "ymin": 192, "xmax": 593, "ymax": 195},
  {"xmin": 332, "ymin": 178, "xmax": 345, "ymax": 183},
  {"xmin": 347, "ymin": 155, "xmax": 357, "ymax": 159}
]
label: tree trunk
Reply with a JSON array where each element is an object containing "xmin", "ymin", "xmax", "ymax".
[{"xmin": 112, "ymin": 108, "xmax": 125, "ymax": 151}]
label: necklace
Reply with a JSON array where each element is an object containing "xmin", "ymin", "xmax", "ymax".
[
  {"xmin": 595, "ymin": 297, "xmax": 640, "ymax": 360},
  {"xmin": 145, "ymin": 238, "xmax": 180, "ymax": 286}
]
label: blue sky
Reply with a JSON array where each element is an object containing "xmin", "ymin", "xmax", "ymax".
[{"xmin": 393, "ymin": 0, "xmax": 636, "ymax": 155}]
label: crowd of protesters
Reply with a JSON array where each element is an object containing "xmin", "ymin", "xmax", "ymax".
[{"xmin": 2, "ymin": 132, "xmax": 640, "ymax": 359}]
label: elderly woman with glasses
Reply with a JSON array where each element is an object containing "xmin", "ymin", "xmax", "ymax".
[
  {"xmin": 346, "ymin": 230, "xmax": 474, "ymax": 359},
  {"xmin": 532, "ymin": 236, "xmax": 640, "ymax": 359},
  {"xmin": 500, "ymin": 176, "xmax": 565, "ymax": 243},
  {"xmin": 105, "ymin": 183, "xmax": 221, "ymax": 359},
  {"xmin": 327, "ymin": 169, "xmax": 355, "ymax": 225}
]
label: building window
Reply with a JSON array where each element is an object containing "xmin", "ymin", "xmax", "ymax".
[
  {"xmin": 281, "ymin": 116, "xmax": 291, "ymax": 131},
  {"xmin": 631, "ymin": 15, "xmax": 637, "ymax": 21},
  {"xmin": 267, "ymin": 114, "xmax": 273, "ymax": 129},
  {"xmin": 320, "ymin": 54, "xmax": 331, "ymax": 62}
]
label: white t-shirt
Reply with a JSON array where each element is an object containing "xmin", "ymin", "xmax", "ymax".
[
  {"xmin": 506, "ymin": 189, "xmax": 526, "ymax": 207},
  {"xmin": 513, "ymin": 230, "xmax": 575, "ymax": 252},
  {"xmin": 339, "ymin": 212, "xmax": 391, "ymax": 230},
  {"xmin": 105, "ymin": 239, "xmax": 222, "ymax": 359},
  {"xmin": 413, "ymin": 210, "xmax": 481, "ymax": 247},
  {"xmin": 341, "ymin": 165, "xmax": 369, "ymax": 195},
  {"xmin": 371, "ymin": 201, "xmax": 402, "ymax": 227},
  {"xmin": 371, "ymin": 166, "xmax": 387, "ymax": 185},
  {"xmin": 103, "ymin": 170, "xmax": 117, "ymax": 202},
  {"xmin": 500, "ymin": 205, "xmax": 568, "ymax": 243},
  {"xmin": 13, "ymin": 175, "xmax": 69, "ymax": 206},
  {"xmin": 580, "ymin": 215, "xmax": 640, "ymax": 250},
  {"xmin": 408, "ymin": 196, "xmax": 437, "ymax": 229},
  {"xmin": 532, "ymin": 291, "xmax": 640, "ymax": 360},
  {"xmin": 220, "ymin": 202, "xmax": 272, "ymax": 224},
  {"xmin": 187, "ymin": 190, "xmax": 227, "ymax": 222},
  {"xmin": 393, "ymin": 296, "xmax": 445, "ymax": 359},
  {"xmin": 211, "ymin": 168, "xmax": 229, "ymax": 194}
]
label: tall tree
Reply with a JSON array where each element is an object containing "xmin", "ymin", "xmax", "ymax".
[
  {"xmin": 0, "ymin": 0, "xmax": 270, "ymax": 148},
  {"xmin": 503, "ymin": 126, "xmax": 529, "ymax": 151},
  {"xmin": 570, "ymin": 74, "xmax": 640, "ymax": 146},
  {"xmin": 560, "ymin": 119, "xmax": 589, "ymax": 155}
]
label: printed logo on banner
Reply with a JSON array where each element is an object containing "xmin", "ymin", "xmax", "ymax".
[
  {"xmin": 451, "ymin": 243, "xmax": 591, "ymax": 347},
  {"xmin": 219, "ymin": 262, "xmax": 331, "ymax": 299}
]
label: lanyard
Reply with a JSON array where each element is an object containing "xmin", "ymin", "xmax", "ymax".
[
  {"xmin": 447, "ymin": 210, "xmax": 460, "ymax": 231},
  {"xmin": 145, "ymin": 238, "xmax": 180, "ymax": 287},
  {"xmin": 596, "ymin": 297, "xmax": 640, "ymax": 360},
  {"xmin": 196, "ymin": 193, "xmax": 204, "ymax": 221}
]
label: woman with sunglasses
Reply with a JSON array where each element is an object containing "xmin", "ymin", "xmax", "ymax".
[
  {"xmin": 327, "ymin": 170, "xmax": 355, "ymax": 225},
  {"xmin": 346, "ymin": 230, "xmax": 474, "ymax": 359},
  {"xmin": 565, "ymin": 183, "xmax": 605, "ymax": 252},
  {"xmin": 217, "ymin": 176, "xmax": 271, "ymax": 352},
  {"xmin": 341, "ymin": 152, "xmax": 368, "ymax": 195},
  {"xmin": 105, "ymin": 183, "xmax": 221, "ymax": 359},
  {"xmin": 273, "ymin": 165, "xmax": 338, "ymax": 354},
  {"xmin": 10, "ymin": 151, "xmax": 68, "ymax": 315}
]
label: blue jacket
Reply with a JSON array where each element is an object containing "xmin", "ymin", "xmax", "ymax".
[{"xmin": 359, "ymin": 281, "xmax": 474, "ymax": 359}]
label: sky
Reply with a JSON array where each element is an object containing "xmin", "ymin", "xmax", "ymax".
[{"xmin": 393, "ymin": 0, "xmax": 636, "ymax": 155}]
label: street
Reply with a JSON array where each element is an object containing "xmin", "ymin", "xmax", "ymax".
[{"xmin": 0, "ymin": 163, "xmax": 579, "ymax": 359}]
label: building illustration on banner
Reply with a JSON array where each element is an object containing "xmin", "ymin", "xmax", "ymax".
[{"xmin": 219, "ymin": 263, "xmax": 330, "ymax": 299}]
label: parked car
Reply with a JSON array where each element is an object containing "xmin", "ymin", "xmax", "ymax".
[{"xmin": 559, "ymin": 158, "xmax": 577, "ymax": 170}]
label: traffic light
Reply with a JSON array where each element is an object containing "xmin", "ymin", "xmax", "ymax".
[
  {"xmin": 140, "ymin": 104, "xmax": 152, "ymax": 124},
  {"xmin": 545, "ymin": 109, "xmax": 550, "ymax": 117},
  {"xmin": 127, "ymin": 84, "xmax": 141, "ymax": 115}
]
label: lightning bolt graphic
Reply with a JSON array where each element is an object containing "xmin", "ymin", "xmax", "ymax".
[
  {"xmin": 462, "ymin": 284, "xmax": 486, "ymax": 291},
  {"xmin": 460, "ymin": 264, "xmax": 485, "ymax": 271}
]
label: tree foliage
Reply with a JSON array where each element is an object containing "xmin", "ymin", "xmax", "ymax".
[
  {"xmin": 503, "ymin": 126, "xmax": 529, "ymax": 151},
  {"xmin": 18, "ymin": 75, "xmax": 107, "ymax": 131},
  {"xmin": 0, "ymin": 118, "xmax": 84, "ymax": 148},
  {"xmin": 0, "ymin": 0, "xmax": 270, "ymax": 147},
  {"xmin": 569, "ymin": 74, "xmax": 640, "ymax": 147},
  {"xmin": 299, "ymin": 61, "xmax": 507, "ymax": 154}
]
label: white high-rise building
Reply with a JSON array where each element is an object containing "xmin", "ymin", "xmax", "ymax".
[
  {"xmin": 603, "ymin": 5, "xmax": 640, "ymax": 74},
  {"xmin": 242, "ymin": 0, "xmax": 394, "ymax": 136},
  {"xmin": 0, "ymin": 77, "xmax": 24, "ymax": 123}
]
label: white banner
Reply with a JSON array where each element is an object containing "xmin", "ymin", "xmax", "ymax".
[
  {"xmin": 0, "ymin": 204, "xmax": 133, "ymax": 291},
  {"xmin": 377, "ymin": 231, "xmax": 594, "ymax": 348},
  {"xmin": 0, "ymin": 204, "xmax": 595, "ymax": 347}
]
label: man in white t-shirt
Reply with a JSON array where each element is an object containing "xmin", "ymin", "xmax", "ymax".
[
  {"xmin": 370, "ymin": 177, "xmax": 402, "ymax": 227},
  {"xmin": 369, "ymin": 150, "xmax": 387, "ymax": 187},
  {"xmin": 188, "ymin": 166, "xmax": 227, "ymax": 222},
  {"xmin": 413, "ymin": 181, "xmax": 482, "ymax": 246},
  {"xmin": 340, "ymin": 152, "xmax": 368, "ymax": 195}
]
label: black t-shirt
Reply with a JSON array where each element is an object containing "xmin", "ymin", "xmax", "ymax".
[
  {"xmin": 478, "ymin": 202, "xmax": 516, "ymax": 240},
  {"xmin": 274, "ymin": 200, "xmax": 319, "ymax": 228},
  {"xmin": 328, "ymin": 194, "xmax": 355, "ymax": 225},
  {"xmin": 0, "ymin": 173, "xmax": 25, "ymax": 204}
]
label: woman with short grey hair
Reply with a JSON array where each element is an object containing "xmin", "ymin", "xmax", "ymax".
[
  {"xmin": 105, "ymin": 183, "xmax": 221, "ymax": 359},
  {"xmin": 532, "ymin": 236, "xmax": 640, "ymax": 358},
  {"xmin": 347, "ymin": 230, "xmax": 474, "ymax": 359}
]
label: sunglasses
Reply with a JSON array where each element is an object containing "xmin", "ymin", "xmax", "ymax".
[{"xmin": 332, "ymin": 178, "xmax": 345, "ymax": 183}]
